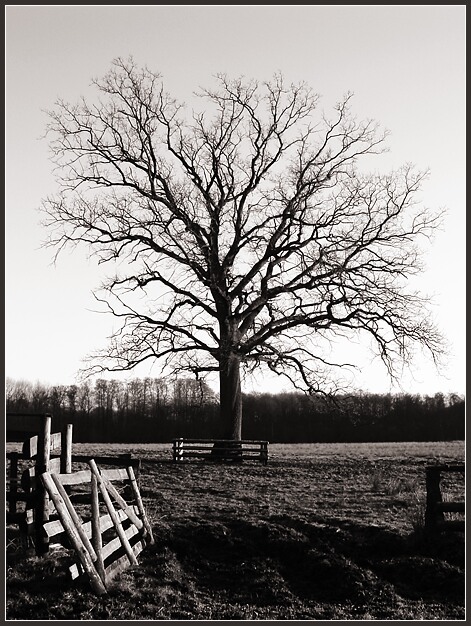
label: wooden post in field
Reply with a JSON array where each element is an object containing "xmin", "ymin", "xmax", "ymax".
[
  {"xmin": 173, "ymin": 438, "xmax": 184, "ymax": 462},
  {"xmin": 61, "ymin": 424, "xmax": 73, "ymax": 474},
  {"xmin": 8, "ymin": 452, "xmax": 19, "ymax": 515},
  {"xmin": 261, "ymin": 441, "xmax": 268, "ymax": 465},
  {"xmin": 91, "ymin": 473, "xmax": 106, "ymax": 583},
  {"xmin": 35, "ymin": 414, "xmax": 51, "ymax": 554},
  {"xmin": 425, "ymin": 466, "xmax": 445, "ymax": 530},
  {"xmin": 126, "ymin": 465, "xmax": 154, "ymax": 544}
]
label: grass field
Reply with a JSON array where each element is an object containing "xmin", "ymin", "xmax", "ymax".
[{"xmin": 6, "ymin": 441, "xmax": 465, "ymax": 620}]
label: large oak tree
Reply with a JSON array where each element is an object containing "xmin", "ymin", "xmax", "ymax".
[{"xmin": 42, "ymin": 58, "xmax": 444, "ymax": 439}]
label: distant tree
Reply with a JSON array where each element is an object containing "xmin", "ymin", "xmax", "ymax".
[
  {"xmin": 149, "ymin": 377, "xmax": 171, "ymax": 415},
  {"xmin": 77, "ymin": 380, "xmax": 93, "ymax": 416},
  {"xmin": 66, "ymin": 384, "xmax": 78, "ymax": 415},
  {"xmin": 49, "ymin": 384, "xmax": 67, "ymax": 416},
  {"xmin": 42, "ymin": 58, "xmax": 444, "ymax": 439},
  {"xmin": 93, "ymin": 379, "xmax": 108, "ymax": 417},
  {"xmin": 31, "ymin": 381, "xmax": 51, "ymax": 412},
  {"xmin": 5, "ymin": 378, "xmax": 33, "ymax": 412},
  {"xmin": 127, "ymin": 378, "xmax": 145, "ymax": 416},
  {"xmin": 113, "ymin": 380, "xmax": 128, "ymax": 418}
]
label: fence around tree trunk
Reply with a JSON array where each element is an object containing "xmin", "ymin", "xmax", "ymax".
[{"xmin": 172, "ymin": 438, "xmax": 269, "ymax": 464}]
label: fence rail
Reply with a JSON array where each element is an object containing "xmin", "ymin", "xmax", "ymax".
[
  {"xmin": 425, "ymin": 464, "xmax": 465, "ymax": 532},
  {"xmin": 172, "ymin": 438, "xmax": 269, "ymax": 464}
]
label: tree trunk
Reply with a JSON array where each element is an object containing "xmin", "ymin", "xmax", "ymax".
[{"xmin": 219, "ymin": 352, "xmax": 242, "ymax": 440}]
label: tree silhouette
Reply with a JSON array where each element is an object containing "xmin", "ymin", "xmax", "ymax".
[{"xmin": 42, "ymin": 58, "xmax": 444, "ymax": 439}]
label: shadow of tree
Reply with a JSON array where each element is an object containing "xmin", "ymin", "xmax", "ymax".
[{"xmin": 145, "ymin": 514, "xmax": 464, "ymax": 607}]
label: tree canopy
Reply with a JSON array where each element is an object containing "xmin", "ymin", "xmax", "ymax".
[{"xmin": 42, "ymin": 58, "xmax": 444, "ymax": 438}]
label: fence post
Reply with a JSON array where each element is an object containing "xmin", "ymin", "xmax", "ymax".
[
  {"xmin": 61, "ymin": 423, "xmax": 73, "ymax": 474},
  {"xmin": 126, "ymin": 466, "xmax": 154, "ymax": 544},
  {"xmin": 261, "ymin": 441, "xmax": 268, "ymax": 465},
  {"xmin": 425, "ymin": 466, "xmax": 444, "ymax": 531},
  {"xmin": 91, "ymin": 473, "xmax": 105, "ymax": 583},
  {"xmin": 35, "ymin": 414, "xmax": 51, "ymax": 554},
  {"xmin": 173, "ymin": 438, "xmax": 184, "ymax": 462},
  {"xmin": 8, "ymin": 452, "xmax": 19, "ymax": 515}
]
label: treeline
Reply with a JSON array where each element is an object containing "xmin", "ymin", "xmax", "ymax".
[
  {"xmin": 242, "ymin": 390, "xmax": 465, "ymax": 443},
  {"xmin": 5, "ymin": 377, "xmax": 465, "ymax": 443}
]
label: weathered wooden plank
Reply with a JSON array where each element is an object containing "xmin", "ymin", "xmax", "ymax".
[
  {"xmin": 42, "ymin": 518, "xmax": 67, "ymax": 538},
  {"xmin": 88, "ymin": 507, "xmax": 138, "ymax": 538},
  {"xmin": 44, "ymin": 505, "xmax": 140, "ymax": 540},
  {"xmin": 425, "ymin": 463, "xmax": 465, "ymax": 532},
  {"xmin": 173, "ymin": 438, "xmax": 268, "ymax": 444},
  {"xmin": 101, "ymin": 467, "xmax": 130, "ymax": 481},
  {"xmin": 23, "ymin": 431, "xmax": 62, "ymax": 459},
  {"xmin": 41, "ymin": 471, "xmax": 106, "ymax": 595},
  {"xmin": 127, "ymin": 465, "xmax": 154, "ymax": 544},
  {"xmin": 103, "ymin": 539, "xmax": 145, "ymax": 584},
  {"xmin": 54, "ymin": 470, "xmax": 93, "ymax": 486},
  {"xmin": 180, "ymin": 445, "xmax": 263, "ymax": 452},
  {"xmin": 89, "ymin": 460, "xmax": 138, "ymax": 566},
  {"xmin": 179, "ymin": 451, "xmax": 261, "ymax": 458},
  {"xmin": 69, "ymin": 535, "xmax": 145, "ymax": 581},
  {"xmin": 91, "ymin": 473, "xmax": 105, "ymax": 583},
  {"xmin": 101, "ymin": 524, "xmax": 140, "ymax": 562},
  {"xmin": 50, "ymin": 467, "xmax": 129, "ymax": 486},
  {"xmin": 21, "ymin": 457, "xmax": 62, "ymax": 492},
  {"xmin": 178, "ymin": 451, "xmax": 211, "ymax": 458}
]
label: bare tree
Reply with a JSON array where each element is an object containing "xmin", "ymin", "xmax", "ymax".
[{"xmin": 42, "ymin": 58, "xmax": 444, "ymax": 439}]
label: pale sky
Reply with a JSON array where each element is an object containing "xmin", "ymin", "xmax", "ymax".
[{"xmin": 5, "ymin": 5, "xmax": 466, "ymax": 396}]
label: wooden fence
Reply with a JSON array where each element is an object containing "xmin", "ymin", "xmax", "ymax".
[
  {"xmin": 172, "ymin": 438, "xmax": 269, "ymax": 464},
  {"xmin": 41, "ymin": 460, "xmax": 154, "ymax": 595},
  {"xmin": 6, "ymin": 414, "xmax": 72, "ymax": 553},
  {"xmin": 425, "ymin": 464, "xmax": 465, "ymax": 532},
  {"xmin": 6, "ymin": 413, "xmax": 140, "ymax": 555}
]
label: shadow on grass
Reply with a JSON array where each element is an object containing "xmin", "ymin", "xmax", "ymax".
[
  {"xmin": 6, "ymin": 515, "xmax": 464, "ymax": 620},
  {"xmin": 141, "ymin": 514, "xmax": 464, "ymax": 611}
]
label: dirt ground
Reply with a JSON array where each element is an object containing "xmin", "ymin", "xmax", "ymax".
[{"xmin": 6, "ymin": 441, "xmax": 465, "ymax": 620}]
